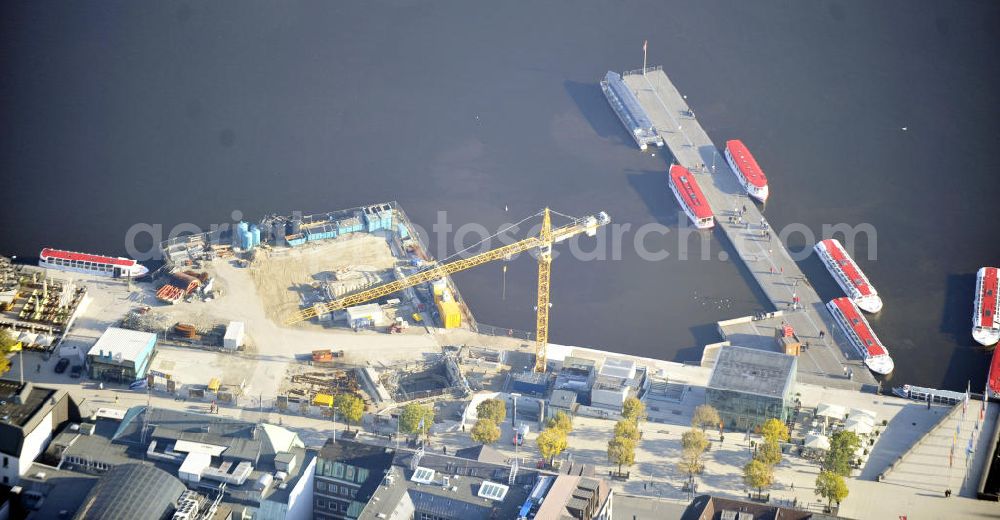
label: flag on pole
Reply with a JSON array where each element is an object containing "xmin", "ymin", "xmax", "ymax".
[
  {"xmin": 964, "ymin": 381, "xmax": 970, "ymax": 417},
  {"xmin": 983, "ymin": 377, "xmax": 989, "ymax": 422}
]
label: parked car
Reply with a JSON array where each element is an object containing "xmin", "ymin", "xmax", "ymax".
[
  {"xmin": 70, "ymin": 365, "xmax": 83, "ymax": 378},
  {"xmin": 54, "ymin": 358, "xmax": 70, "ymax": 374}
]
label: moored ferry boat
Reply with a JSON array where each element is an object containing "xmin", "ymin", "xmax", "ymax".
[
  {"xmin": 826, "ymin": 297, "xmax": 894, "ymax": 375},
  {"xmin": 600, "ymin": 71, "xmax": 664, "ymax": 151},
  {"xmin": 892, "ymin": 384, "xmax": 967, "ymax": 405},
  {"xmin": 668, "ymin": 164, "xmax": 714, "ymax": 229},
  {"xmin": 724, "ymin": 139, "xmax": 769, "ymax": 202},
  {"xmin": 973, "ymin": 267, "xmax": 1000, "ymax": 346},
  {"xmin": 814, "ymin": 239, "xmax": 883, "ymax": 313},
  {"xmin": 988, "ymin": 348, "xmax": 1000, "ymax": 399},
  {"xmin": 39, "ymin": 248, "xmax": 149, "ymax": 278}
]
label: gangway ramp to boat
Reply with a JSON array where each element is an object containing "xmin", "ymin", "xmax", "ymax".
[{"xmin": 621, "ymin": 66, "xmax": 877, "ymax": 388}]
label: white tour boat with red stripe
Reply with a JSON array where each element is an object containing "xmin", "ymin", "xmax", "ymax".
[
  {"xmin": 724, "ymin": 139, "xmax": 769, "ymax": 202},
  {"xmin": 973, "ymin": 267, "xmax": 1000, "ymax": 346},
  {"xmin": 814, "ymin": 239, "xmax": 882, "ymax": 313},
  {"xmin": 39, "ymin": 248, "xmax": 149, "ymax": 278},
  {"xmin": 826, "ymin": 297, "xmax": 894, "ymax": 375},
  {"xmin": 668, "ymin": 164, "xmax": 714, "ymax": 229}
]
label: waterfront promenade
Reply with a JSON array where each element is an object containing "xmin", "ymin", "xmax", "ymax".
[{"xmin": 623, "ymin": 67, "xmax": 878, "ymax": 389}]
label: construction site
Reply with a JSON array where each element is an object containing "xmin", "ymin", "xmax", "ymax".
[{"xmin": 0, "ymin": 257, "xmax": 90, "ymax": 352}]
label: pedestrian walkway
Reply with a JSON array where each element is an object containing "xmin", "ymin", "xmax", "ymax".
[
  {"xmin": 880, "ymin": 398, "xmax": 996, "ymax": 497},
  {"xmin": 622, "ymin": 67, "xmax": 877, "ymax": 388}
]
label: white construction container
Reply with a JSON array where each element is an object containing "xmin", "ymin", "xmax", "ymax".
[{"xmin": 223, "ymin": 321, "xmax": 245, "ymax": 350}]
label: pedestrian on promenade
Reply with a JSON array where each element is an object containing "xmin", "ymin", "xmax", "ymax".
[
  {"xmin": 770, "ymin": 266, "xmax": 774, "ymax": 274},
  {"xmin": 743, "ymin": 204, "xmax": 747, "ymax": 214},
  {"xmin": 780, "ymin": 267, "xmax": 784, "ymax": 274}
]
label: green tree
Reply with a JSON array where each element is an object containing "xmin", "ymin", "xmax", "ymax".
[
  {"xmin": 824, "ymin": 430, "xmax": 861, "ymax": 476},
  {"xmin": 536, "ymin": 427, "xmax": 568, "ymax": 464},
  {"xmin": 334, "ymin": 394, "xmax": 365, "ymax": 432},
  {"xmin": 759, "ymin": 418, "xmax": 790, "ymax": 443},
  {"xmin": 476, "ymin": 398, "xmax": 507, "ymax": 424},
  {"xmin": 622, "ymin": 396, "xmax": 646, "ymax": 423},
  {"xmin": 607, "ymin": 435, "xmax": 636, "ymax": 475},
  {"xmin": 470, "ymin": 418, "xmax": 501, "ymax": 445},
  {"xmin": 0, "ymin": 329, "xmax": 18, "ymax": 375},
  {"xmin": 0, "ymin": 329, "xmax": 18, "ymax": 350},
  {"xmin": 681, "ymin": 428, "xmax": 709, "ymax": 456},
  {"xmin": 743, "ymin": 459, "xmax": 774, "ymax": 497},
  {"xmin": 815, "ymin": 470, "xmax": 849, "ymax": 508},
  {"xmin": 677, "ymin": 428, "xmax": 709, "ymax": 480},
  {"xmin": 755, "ymin": 439, "xmax": 782, "ymax": 467},
  {"xmin": 691, "ymin": 404, "xmax": 721, "ymax": 433},
  {"xmin": 399, "ymin": 403, "xmax": 434, "ymax": 438},
  {"xmin": 614, "ymin": 419, "xmax": 639, "ymax": 441},
  {"xmin": 546, "ymin": 411, "xmax": 573, "ymax": 433}
]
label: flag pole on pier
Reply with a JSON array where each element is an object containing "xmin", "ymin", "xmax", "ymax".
[{"xmin": 642, "ymin": 40, "xmax": 648, "ymax": 74}]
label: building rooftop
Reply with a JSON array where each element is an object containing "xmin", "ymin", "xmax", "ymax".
[
  {"xmin": 359, "ymin": 449, "xmax": 537, "ymax": 520},
  {"xmin": 561, "ymin": 356, "xmax": 596, "ymax": 372},
  {"xmin": 599, "ymin": 358, "xmax": 636, "ymax": 380},
  {"xmin": 453, "ymin": 444, "xmax": 507, "ymax": 466},
  {"xmin": 317, "ymin": 438, "xmax": 395, "ymax": 511},
  {"xmin": 87, "ymin": 327, "xmax": 156, "ymax": 362},
  {"xmin": 50, "ymin": 406, "xmax": 307, "ymax": 509},
  {"xmin": 549, "ymin": 389, "xmax": 578, "ymax": 410},
  {"xmin": 708, "ymin": 346, "xmax": 797, "ymax": 399},
  {"xmin": 16, "ymin": 463, "xmax": 100, "ymax": 518},
  {"xmin": 0, "ymin": 380, "xmax": 55, "ymax": 429},
  {"xmin": 73, "ymin": 463, "xmax": 185, "ymax": 520},
  {"xmin": 680, "ymin": 494, "xmax": 844, "ymax": 520},
  {"xmin": 532, "ymin": 474, "xmax": 610, "ymax": 519}
]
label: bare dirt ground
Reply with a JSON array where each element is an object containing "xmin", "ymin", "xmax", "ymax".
[{"xmin": 248, "ymin": 235, "xmax": 398, "ymax": 324}]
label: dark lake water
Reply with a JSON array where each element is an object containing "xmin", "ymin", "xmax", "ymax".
[{"xmin": 2, "ymin": 1, "xmax": 998, "ymax": 391}]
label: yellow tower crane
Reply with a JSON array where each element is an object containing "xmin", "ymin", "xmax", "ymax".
[{"xmin": 284, "ymin": 208, "xmax": 611, "ymax": 372}]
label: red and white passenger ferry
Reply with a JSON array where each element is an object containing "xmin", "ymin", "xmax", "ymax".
[
  {"xmin": 668, "ymin": 164, "xmax": 714, "ymax": 229},
  {"xmin": 988, "ymin": 349, "xmax": 1000, "ymax": 399},
  {"xmin": 973, "ymin": 267, "xmax": 1000, "ymax": 346},
  {"xmin": 39, "ymin": 248, "xmax": 149, "ymax": 278},
  {"xmin": 724, "ymin": 139, "xmax": 769, "ymax": 202},
  {"xmin": 814, "ymin": 239, "xmax": 882, "ymax": 313},
  {"xmin": 826, "ymin": 297, "xmax": 894, "ymax": 375}
]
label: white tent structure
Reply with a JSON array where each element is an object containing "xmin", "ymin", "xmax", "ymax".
[
  {"xmin": 805, "ymin": 433, "xmax": 831, "ymax": 451},
  {"xmin": 844, "ymin": 417, "xmax": 875, "ymax": 435},
  {"xmin": 848, "ymin": 408, "xmax": 877, "ymax": 423},
  {"xmin": 816, "ymin": 403, "xmax": 846, "ymax": 419},
  {"xmin": 18, "ymin": 331, "xmax": 38, "ymax": 346}
]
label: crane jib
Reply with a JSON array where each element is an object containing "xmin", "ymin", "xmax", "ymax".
[{"xmin": 283, "ymin": 209, "xmax": 611, "ymax": 353}]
